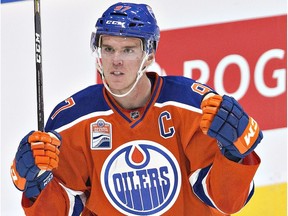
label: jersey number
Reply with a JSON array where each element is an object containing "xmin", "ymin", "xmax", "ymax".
[
  {"xmin": 114, "ymin": 5, "xmax": 131, "ymax": 12},
  {"xmin": 51, "ymin": 97, "xmax": 75, "ymax": 120},
  {"xmin": 191, "ymin": 83, "xmax": 211, "ymax": 95}
]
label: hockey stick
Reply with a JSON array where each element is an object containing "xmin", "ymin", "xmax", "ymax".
[{"xmin": 34, "ymin": 0, "xmax": 44, "ymax": 131}]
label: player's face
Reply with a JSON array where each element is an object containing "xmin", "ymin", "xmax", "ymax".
[{"xmin": 100, "ymin": 35, "xmax": 147, "ymax": 94}]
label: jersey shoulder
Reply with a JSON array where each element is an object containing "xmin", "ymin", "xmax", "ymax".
[
  {"xmin": 157, "ymin": 75, "xmax": 214, "ymax": 109},
  {"xmin": 46, "ymin": 84, "xmax": 110, "ymax": 131}
]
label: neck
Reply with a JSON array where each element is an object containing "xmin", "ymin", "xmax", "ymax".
[{"xmin": 112, "ymin": 73, "xmax": 152, "ymax": 110}]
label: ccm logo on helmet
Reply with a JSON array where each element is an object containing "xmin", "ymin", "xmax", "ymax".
[{"xmin": 106, "ymin": 20, "xmax": 125, "ymax": 27}]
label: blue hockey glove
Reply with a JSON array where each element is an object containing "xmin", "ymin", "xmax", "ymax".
[
  {"xmin": 200, "ymin": 94, "xmax": 263, "ymax": 159},
  {"xmin": 10, "ymin": 130, "xmax": 61, "ymax": 198}
]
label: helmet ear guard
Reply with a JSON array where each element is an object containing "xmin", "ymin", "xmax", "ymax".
[{"xmin": 90, "ymin": 32, "xmax": 97, "ymax": 53}]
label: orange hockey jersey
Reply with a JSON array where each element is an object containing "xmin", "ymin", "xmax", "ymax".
[{"xmin": 22, "ymin": 72, "xmax": 260, "ymax": 215}]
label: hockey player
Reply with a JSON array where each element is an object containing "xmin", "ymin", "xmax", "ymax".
[{"xmin": 10, "ymin": 2, "xmax": 263, "ymax": 215}]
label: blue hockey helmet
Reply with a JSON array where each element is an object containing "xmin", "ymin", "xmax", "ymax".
[{"xmin": 91, "ymin": 2, "xmax": 160, "ymax": 54}]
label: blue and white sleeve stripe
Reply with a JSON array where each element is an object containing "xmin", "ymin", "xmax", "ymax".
[
  {"xmin": 189, "ymin": 165, "xmax": 255, "ymax": 214},
  {"xmin": 59, "ymin": 183, "xmax": 86, "ymax": 216}
]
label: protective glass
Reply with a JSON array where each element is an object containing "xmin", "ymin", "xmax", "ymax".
[
  {"xmin": 99, "ymin": 46, "xmax": 144, "ymax": 61},
  {"xmin": 97, "ymin": 36, "xmax": 145, "ymax": 61}
]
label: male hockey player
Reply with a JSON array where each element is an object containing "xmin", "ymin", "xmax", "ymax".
[{"xmin": 11, "ymin": 2, "xmax": 263, "ymax": 215}]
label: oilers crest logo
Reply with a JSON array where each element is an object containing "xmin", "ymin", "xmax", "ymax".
[{"xmin": 101, "ymin": 140, "xmax": 181, "ymax": 215}]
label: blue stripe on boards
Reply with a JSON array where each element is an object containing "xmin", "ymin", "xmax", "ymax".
[{"xmin": 1, "ymin": 0, "xmax": 27, "ymax": 4}]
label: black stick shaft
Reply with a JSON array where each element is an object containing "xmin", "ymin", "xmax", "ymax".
[{"xmin": 34, "ymin": 0, "xmax": 44, "ymax": 131}]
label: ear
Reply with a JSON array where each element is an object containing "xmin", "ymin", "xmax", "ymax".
[{"xmin": 145, "ymin": 52, "xmax": 155, "ymax": 66}]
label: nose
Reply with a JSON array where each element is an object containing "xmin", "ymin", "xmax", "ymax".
[{"xmin": 112, "ymin": 52, "xmax": 123, "ymax": 66}]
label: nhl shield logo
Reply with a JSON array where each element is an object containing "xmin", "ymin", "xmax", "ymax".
[
  {"xmin": 90, "ymin": 119, "xmax": 112, "ymax": 150},
  {"xmin": 101, "ymin": 140, "xmax": 181, "ymax": 215}
]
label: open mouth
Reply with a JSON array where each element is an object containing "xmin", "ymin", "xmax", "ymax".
[{"xmin": 111, "ymin": 71, "xmax": 124, "ymax": 76}]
